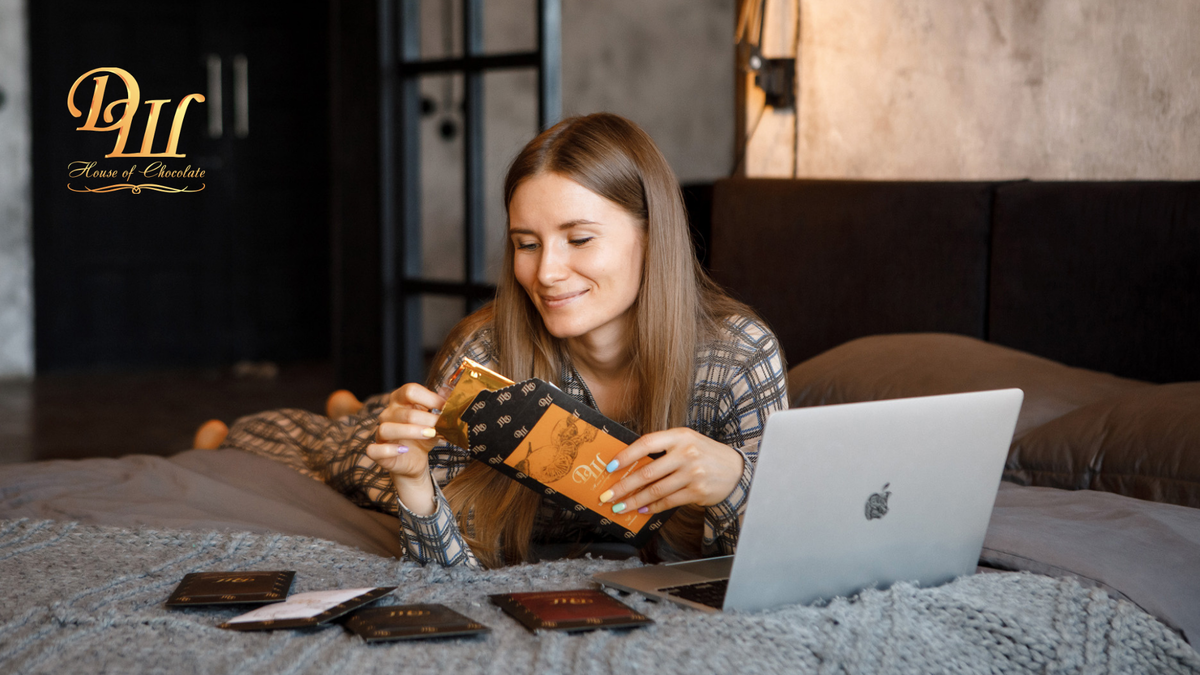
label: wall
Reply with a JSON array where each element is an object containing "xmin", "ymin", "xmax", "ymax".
[
  {"xmin": 796, "ymin": 0, "xmax": 1200, "ymax": 179},
  {"xmin": 0, "ymin": 0, "xmax": 32, "ymax": 379},
  {"xmin": 563, "ymin": 0, "xmax": 735, "ymax": 183}
]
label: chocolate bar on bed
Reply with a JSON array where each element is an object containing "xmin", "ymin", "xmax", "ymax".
[
  {"xmin": 458, "ymin": 378, "xmax": 675, "ymax": 548},
  {"xmin": 219, "ymin": 587, "xmax": 395, "ymax": 631},
  {"xmin": 343, "ymin": 604, "xmax": 490, "ymax": 642},
  {"xmin": 165, "ymin": 571, "xmax": 295, "ymax": 606},
  {"xmin": 489, "ymin": 589, "xmax": 652, "ymax": 633}
]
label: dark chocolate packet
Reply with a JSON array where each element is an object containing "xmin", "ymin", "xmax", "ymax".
[
  {"xmin": 165, "ymin": 571, "xmax": 295, "ymax": 606},
  {"xmin": 219, "ymin": 587, "xmax": 395, "ymax": 631},
  {"xmin": 489, "ymin": 589, "xmax": 653, "ymax": 633},
  {"xmin": 343, "ymin": 604, "xmax": 490, "ymax": 642}
]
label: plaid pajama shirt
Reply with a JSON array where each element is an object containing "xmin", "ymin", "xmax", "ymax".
[{"xmin": 220, "ymin": 314, "xmax": 788, "ymax": 569}]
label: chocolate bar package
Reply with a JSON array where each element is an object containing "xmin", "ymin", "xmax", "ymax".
[
  {"xmin": 434, "ymin": 358, "xmax": 515, "ymax": 449},
  {"xmin": 219, "ymin": 587, "xmax": 395, "ymax": 631},
  {"xmin": 458, "ymin": 378, "xmax": 674, "ymax": 547},
  {"xmin": 165, "ymin": 571, "xmax": 294, "ymax": 606},
  {"xmin": 343, "ymin": 604, "xmax": 490, "ymax": 642},
  {"xmin": 489, "ymin": 589, "xmax": 653, "ymax": 633}
]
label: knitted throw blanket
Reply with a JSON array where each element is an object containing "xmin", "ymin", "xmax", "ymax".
[{"xmin": 1, "ymin": 519, "xmax": 1197, "ymax": 674}]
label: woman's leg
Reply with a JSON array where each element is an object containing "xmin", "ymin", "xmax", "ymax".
[{"xmin": 215, "ymin": 392, "xmax": 400, "ymax": 515}]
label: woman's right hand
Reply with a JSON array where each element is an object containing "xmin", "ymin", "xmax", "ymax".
[{"xmin": 364, "ymin": 383, "xmax": 448, "ymax": 482}]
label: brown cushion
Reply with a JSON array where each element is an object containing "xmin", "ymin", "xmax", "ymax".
[
  {"xmin": 788, "ymin": 333, "xmax": 1148, "ymax": 437},
  {"xmin": 1005, "ymin": 383, "xmax": 1200, "ymax": 508}
]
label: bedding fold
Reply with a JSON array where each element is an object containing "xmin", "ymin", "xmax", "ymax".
[{"xmin": 0, "ymin": 449, "xmax": 405, "ymax": 558}]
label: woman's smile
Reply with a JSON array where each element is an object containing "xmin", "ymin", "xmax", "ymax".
[{"xmin": 541, "ymin": 289, "xmax": 589, "ymax": 309}]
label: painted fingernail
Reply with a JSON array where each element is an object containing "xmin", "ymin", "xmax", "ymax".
[
  {"xmin": 598, "ymin": 490, "xmax": 614, "ymax": 503},
  {"xmin": 611, "ymin": 502, "xmax": 626, "ymax": 514},
  {"xmin": 605, "ymin": 459, "xmax": 620, "ymax": 473},
  {"xmin": 638, "ymin": 506, "xmax": 649, "ymax": 514},
  {"xmin": 395, "ymin": 445, "xmax": 409, "ymax": 454},
  {"xmin": 422, "ymin": 427, "xmax": 437, "ymax": 438}
]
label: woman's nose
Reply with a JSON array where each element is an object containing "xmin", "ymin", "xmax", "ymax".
[{"xmin": 536, "ymin": 246, "xmax": 569, "ymax": 286}]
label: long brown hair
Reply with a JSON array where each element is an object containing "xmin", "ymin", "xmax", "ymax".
[{"xmin": 435, "ymin": 113, "xmax": 756, "ymax": 568}]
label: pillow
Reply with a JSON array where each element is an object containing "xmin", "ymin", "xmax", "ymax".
[
  {"xmin": 1004, "ymin": 383, "xmax": 1200, "ymax": 508},
  {"xmin": 787, "ymin": 333, "xmax": 1148, "ymax": 437}
]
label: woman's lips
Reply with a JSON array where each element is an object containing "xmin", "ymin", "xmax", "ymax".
[{"xmin": 541, "ymin": 289, "xmax": 588, "ymax": 309}]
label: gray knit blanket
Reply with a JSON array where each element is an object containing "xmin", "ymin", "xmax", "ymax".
[{"xmin": 1, "ymin": 519, "xmax": 1197, "ymax": 675}]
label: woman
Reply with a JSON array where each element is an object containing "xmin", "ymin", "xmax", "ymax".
[{"xmin": 221, "ymin": 113, "xmax": 787, "ymax": 569}]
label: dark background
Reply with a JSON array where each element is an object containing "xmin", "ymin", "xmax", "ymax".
[{"xmin": 32, "ymin": 0, "xmax": 332, "ymax": 374}]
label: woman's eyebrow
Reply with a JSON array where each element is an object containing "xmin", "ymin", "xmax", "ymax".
[{"xmin": 509, "ymin": 219, "xmax": 599, "ymax": 235}]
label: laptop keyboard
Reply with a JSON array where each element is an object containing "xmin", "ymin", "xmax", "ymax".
[{"xmin": 660, "ymin": 578, "xmax": 729, "ymax": 609}]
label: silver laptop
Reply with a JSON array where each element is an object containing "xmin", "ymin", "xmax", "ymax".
[{"xmin": 593, "ymin": 388, "xmax": 1023, "ymax": 612}]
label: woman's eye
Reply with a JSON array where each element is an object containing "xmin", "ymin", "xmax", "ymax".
[
  {"xmin": 569, "ymin": 237, "xmax": 594, "ymax": 246},
  {"xmin": 514, "ymin": 241, "xmax": 538, "ymax": 251}
]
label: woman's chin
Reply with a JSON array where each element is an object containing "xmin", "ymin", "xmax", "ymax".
[
  {"xmin": 536, "ymin": 306, "xmax": 634, "ymax": 344},
  {"xmin": 535, "ymin": 311, "xmax": 592, "ymax": 340},
  {"xmin": 541, "ymin": 320, "xmax": 586, "ymax": 340}
]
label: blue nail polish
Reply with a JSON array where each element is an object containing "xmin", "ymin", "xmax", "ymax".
[
  {"xmin": 606, "ymin": 459, "xmax": 620, "ymax": 473},
  {"xmin": 612, "ymin": 502, "xmax": 626, "ymax": 514}
]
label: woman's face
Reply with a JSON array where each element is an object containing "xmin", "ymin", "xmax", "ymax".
[{"xmin": 508, "ymin": 171, "xmax": 645, "ymax": 345}]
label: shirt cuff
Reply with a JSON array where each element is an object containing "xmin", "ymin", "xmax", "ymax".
[
  {"xmin": 395, "ymin": 478, "xmax": 479, "ymax": 569},
  {"xmin": 396, "ymin": 478, "xmax": 449, "ymax": 526}
]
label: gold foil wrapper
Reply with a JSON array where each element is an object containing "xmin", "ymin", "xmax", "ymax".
[{"xmin": 434, "ymin": 358, "xmax": 514, "ymax": 449}]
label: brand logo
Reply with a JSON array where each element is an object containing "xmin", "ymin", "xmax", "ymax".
[
  {"xmin": 864, "ymin": 483, "xmax": 891, "ymax": 520},
  {"xmin": 65, "ymin": 66, "xmax": 207, "ymax": 194},
  {"xmin": 68, "ymin": 66, "xmax": 204, "ymax": 158}
]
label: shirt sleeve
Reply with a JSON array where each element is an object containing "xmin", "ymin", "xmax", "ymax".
[
  {"xmin": 700, "ymin": 322, "xmax": 789, "ymax": 557},
  {"xmin": 395, "ymin": 475, "xmax": 482, "ymax": 569}
]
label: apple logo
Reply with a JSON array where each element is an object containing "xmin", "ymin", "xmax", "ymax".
[{"xmin": 865, "ymin": 483, "xmax": 891, "ymax": 520}]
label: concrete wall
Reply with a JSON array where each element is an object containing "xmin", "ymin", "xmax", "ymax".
[
  {"xmin": 0, "ymin": 0, "xmax": 32, "ymax": 379},
  {"xmin": 563, "ymin": 0, "xmax": 736, "ymax": 183},
  {"xmin": 796, "ymin": 0, "xmax": 1200, "ymax": 179}
]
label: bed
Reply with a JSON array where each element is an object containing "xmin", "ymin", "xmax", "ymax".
[{"xmin": 3, "ymin": 178, "xmax": 1200, "ymax": 673}]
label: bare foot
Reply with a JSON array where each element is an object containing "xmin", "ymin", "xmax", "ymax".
[
  {"xmin": 193, "ymin": 419, "xmax": 229, "ymax": 450},
  {"xmin": 326, "ymin": 389, "xmax": 364, "ymax": 419}
]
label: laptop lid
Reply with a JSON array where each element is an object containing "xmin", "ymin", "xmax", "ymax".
[{"xmin": 722, "ymin": 388, "xmax": 1023, "ymax": 611}]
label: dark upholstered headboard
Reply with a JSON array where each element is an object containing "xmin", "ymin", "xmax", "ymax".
[{"xmin": 708, "ymin": 178, "xmax": 1200, "ymax": 383}]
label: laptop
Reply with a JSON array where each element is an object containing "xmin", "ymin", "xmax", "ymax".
[{"xmin": 592, "ymin": 388, "xmax": 1023, "ymax": 612}]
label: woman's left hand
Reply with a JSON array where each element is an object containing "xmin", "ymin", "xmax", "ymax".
[{"xmin": 599, "ymin": 428, "xmax": 744, "ymax": 515}]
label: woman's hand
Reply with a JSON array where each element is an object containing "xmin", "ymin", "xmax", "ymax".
[
  {"xmin": 364, "ymin": 383, "xmax": 447, "ymax": 485},
  {"xmin": 598, "ymin": 428, "xmax": 744, "ymax": 515}
]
